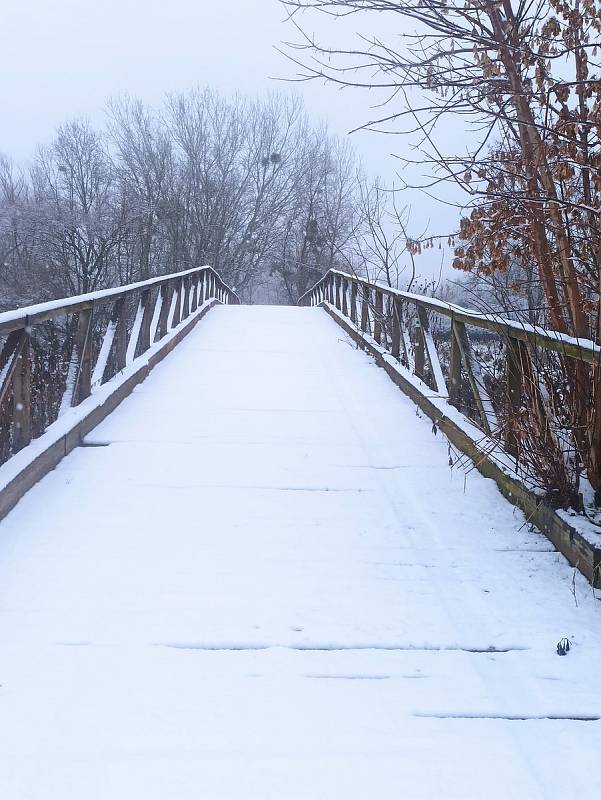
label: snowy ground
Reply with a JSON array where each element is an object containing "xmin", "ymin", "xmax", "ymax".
[{"xmin": 1, "ymin": 305, "xmax": 600, "ymax": 799}]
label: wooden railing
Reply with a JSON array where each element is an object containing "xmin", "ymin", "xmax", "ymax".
[
  {"xmin": 299, "ymin": 269, "xmax": 600, "ymax": 457},
  {"xmin": 0, "ymin": 266, "xmax": 238, "ymax": 463}
]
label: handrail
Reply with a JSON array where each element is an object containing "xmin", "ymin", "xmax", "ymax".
[
  {"xmin": 299, "ymin": 268, "xmax": 599, "ymax": 453},
  {"xmin": 299, "ymin": 268, "xmax": 600, "ymax": 365},
  {"xmin": 0, "ymin": 265, "xmax": 239, "ymax": 335},
  {"xmin": 0, "ymin": 265, "xmax": 238, "ymax": 462}
]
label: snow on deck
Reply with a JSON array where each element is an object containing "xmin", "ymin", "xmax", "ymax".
[{"xmin": 0, "ymin": 305, "xmax": 600, "ymax": 799}]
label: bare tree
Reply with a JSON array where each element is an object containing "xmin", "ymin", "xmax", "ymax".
[{"xmin": 282, "ymin": 0, "xmax": 601, "ymax": 504}]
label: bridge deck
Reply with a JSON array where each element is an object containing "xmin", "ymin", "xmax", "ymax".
[{"xmin": 1, "ymin": 305, "xmax": 600, "ymax": 798}]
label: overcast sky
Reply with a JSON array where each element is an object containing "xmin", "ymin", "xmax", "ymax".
[{"xmin": 1, "ymin": 1, "xmax": 459, "ymax": 277}]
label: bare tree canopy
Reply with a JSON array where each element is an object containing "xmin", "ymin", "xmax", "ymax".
[{"xmin": 0, "ymin": 89, "xmax": 363, "ymax": 307}]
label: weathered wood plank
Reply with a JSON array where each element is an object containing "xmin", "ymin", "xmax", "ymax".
[
  {"xmin": 413, "ymin": 316, "xmax": 426, "ymax": 381},
  {"xmin": 341, "ymin": 278, "xmax": 348, "ymax": 317},
  {"xmin": 136, "ymin": 288, "xmax": 154, "ymax": 357},
  {"xmin": 505, "ymin": 336, "xmax": 525, "ymax": 458},
  {"xmin": 155, "ymin": 284, "xmax": 172, "ymax": 342},
  {"xmin": 452, "ymin": 320, "xmax": 498, "ymax": 435},
  {"xmin": 360, "ymin": 285, "xmax": 370, "ymax": 334},
  {"xmin": 12, "ymin": 335, "xmax": 31, "ymax": 453},
  {"xmin": 374, "ymin": 290, "xmax": 383, "ymax": 345},
  {"xmin": 0, "ymin": 331, "xmax": 27, "ymax": 407},
  {"xmin": 350, "ymin": 281, "xmax": 358, "ymax": 324},
  {"xmin": 72, "ymin": 307, "xmax": 94, "ymax": 404},
  {"xmin": 448, "ymin": 319, "xmax": 463, "ymax": 409},
  {"xmin": 417, "ymin": 306, "xmax": 447, "ymax": 395}
]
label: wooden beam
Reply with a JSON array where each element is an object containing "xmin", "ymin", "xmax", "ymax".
[
  {"xmin": 341, "ymin": 278, "xmax": 348, "ymax": 317},
  {"xmin": 155, "ymin": 284, "xmax": 172, "ymax": 342},
  {"xmin": 350, "ymin": 281, "xmax": 358, "ymax": 324},
  {"xmin": 448, "ymin": 319, "xmax": 463, "ymax": 409},
  {"xmin": 12, "ymin": 334, "xmax": 31, "ymax": 453},
  {"xmin": 72, "ymin": 307, "xmax": 94, "ymax": 404},
  {"xmin": 505, "ymin": 336, "xmax": 525, "ymax": 457},
  {"xmin": 136, "ymin": 288, "xmax": 154, "ymax": 357},
  {"xmin": 0, "ymin": 330, "xmax": 27, "ymax": 407},
  {"xmin": 360, "ymin": 285, "xmax": 370, "ymax": 334},
  {"xmin": 452, "ymin": 321, "xmax": 498, "ymax": 435},
  {"xmin": 417, "ymin": 306, "xmax": 447, "ymax": 395},
  {"xmin": 374, "ymin": 290, "xmax": 383, "ymax": 345}
]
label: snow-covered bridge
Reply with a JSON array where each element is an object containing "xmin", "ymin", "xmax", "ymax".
[{"xmin": 0, "ymin": 270, "xmax": 600, "ymax": 799}]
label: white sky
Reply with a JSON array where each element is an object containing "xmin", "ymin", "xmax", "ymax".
[{"xmin": 1, "ymin": 0, "xmax": 462, "ymax": 278}]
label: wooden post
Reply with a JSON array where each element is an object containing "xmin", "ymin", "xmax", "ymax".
[
  {"xmin": 361, "ymin": 285, "xmax": 370, "ymax": 333},
  {"xmin": 391, "ymin": 297, "xmax": 401, "ymax": 359},
  {"xmin": 181, "ymin": 276, "xmax": 191, "ymax": 319},
  {"xmin": 505, "ymin": 336, "xmax": 524, "ymax": 457},
  {"xmin": 413, "ymin": 316, "xmax": 426, "ymax": 380},
  {"xmin": 0, "ymin": 330, "xmax": 28, "ymax": 407},
  {"xmin": 12, "ymin": 333, "xmax": 31, "ymax": 453},
  {"xmin": 155, "ymin": 283, "xmax": 171, "ymax": 341},
  {"xmin": 72, "ymin": 307, "xmax": 94, "ymax": 404},
  {"xmin": 391, "ymin": 296, "xmax": 410, "ymax": 365},
  {"xmin": 417, "ymin": 305, "xmax": 447, "ymax": 394},
  {"xmin": 448, "ymin": 319, "xmax": 462, "ymax": 409},
  {"xmin": 452, "ymin": 320, "xmax": 497, "ymax": 435},
  {"xmin": 137, "ymin": 288, "xmax": 154, "ymax": 356},
  {"xmin": 374, "ymin": 290, "xmax": 383, "ymax": 344},
  {"xmin": 113, "ymin": 299, "xmax": 128, "ymax": 373},
  {"xmin": 341, "ymin": 278, "xmax": 348, "ymax": 316},
  {"xmin": 350, "ymin": 281, "xmax": 358, "ymax": 324},
  {"xmin": 335, "ymin": 275, "xmax": 341, "ymax": 309},
  {"xmin": 189, "ymin": 277, "xmax": 198, "ymax": 313},
  {"xmin": 171, "ymin": 280, "xmax": 182, "ymax": 328}
]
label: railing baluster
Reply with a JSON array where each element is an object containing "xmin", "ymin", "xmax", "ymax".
[
  {"xmin": 137, "ymin": 288, "xmax": 154, "ymax": 357},
  {"xmin": 350, "ymin": 281, "xmax": 358, "ymax": 324},
  {"xmin": 73, "ymin": 307, "xmax": 94, "ymax": 403},
  {"xmin": 417, "ymin": 306, "xmax": 447, "ymax": 395},
  {"xmin": 190, "ymin": 277, "xmax": 199, "ymax": 312},
  {"xmin": 452, "ymin": 320, "xmax": 497, "ymax": 435},
  {"xmin": 448, "ymin": 319, "xmax": 462, "ymax": 409},
  {"xmin": 341, "ymin": 278, "xmax": 348, "ymax": 316},
  {"xmin": 0, "ymin": 330, "xmax": 28, "ymax": 407},
  {"xmin": 505, "ymin": 336, "xmax": 525, "ymax": 457},
  {"xmin": 59, "ymin": 308, "xmax": 94, "ymax": 412},
  {"xmin": 361, "ymin": 284, "xmax": 370, "ymax": 333},
  {"xmin": 171, "ymin": 280, "xmax": 182, "ymax": 328},
  {"xmin": 126, "ymin": 299, "xmax": 145, "ymax": 367},
  {"xmin": 374, "ymin": 290, "xmax": 383, "ymax": 344},
  {"xmin": 413, "ymin": 316, "xmax": 426, "ymax": 380},
  {"xmin": 181, "ymin": 276, "xmax": 191, "ymax": 320},
  {"xmin": 391, "ymin": 297, "xmax": 402, "ymax": 359},
  {"xmin": 114, "ymin": 298, "xmax": 128, "ymax": 373},
  {"xmin": 156, "ymin": 283, "xmax": 171, "ymax": 341},
  {"xmin": 92, "ymin": 303, "xmax": 119, "ymax": 388},
  {"xmin": 12, "ymin": 333, "xmax": 31, "ymax": 453}
]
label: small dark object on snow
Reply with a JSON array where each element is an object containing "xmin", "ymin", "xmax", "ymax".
[
  {"xmin": 432, "ymin": 422, "xmax": 438, "ymax": 436},
  {"xmin": 557, "ymin": 637, "xmax": 571, "ymax": 656}
]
